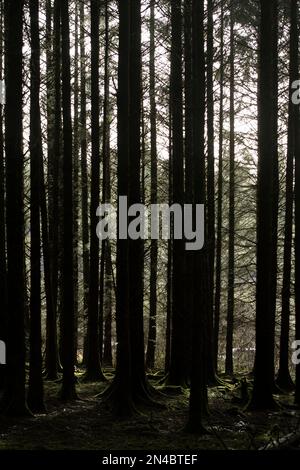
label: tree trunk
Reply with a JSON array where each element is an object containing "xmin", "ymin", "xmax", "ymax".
[
  {"xmin": 27, "ymin": 0, "xmax": 45, "ymax": 413},
  {"xmin": 2, "ymin": 0, "xmax": 29, "ymax": 416},
  {"xmin": 73, "ymin": 0, "xmax": 79, "ymax": 366},
  {"xmin": 214, "ymin": 0, "xmax": 224, "ymax": 373},
  {"xmin": 45, "ymin": 0, "xmax": 61, "ymax": 378},
  {"xmin": 294, "ymin": 2, "xmax": 300, "ymax": 407},
  {"xmin": 225, "ymin": 0, "xmax": 235, "ymax": 377},
  {"xmin": 276, "ymin": 0, "xmax": 296, "ymax": 393},
  {"xmin": 249, "ymin": 0, "xmax": 278, "ymax": 410},
  {"xmin": 146, "ymin": 0, "xmax": 158, "ymax": 372},
  {"xmin": 108, "ymin": 0, "xmax": 133, "ymax": 415},
  {"xmin": 206, "ymin": 0, "xmax": 217, "ymax": 385},
  {"xmin": 0, "ymin": 0, "xmax": 7, "ymax": 391},
  {"xmin": 79, "ymin": 0, "xmax": 89, "ymax": 367},
  {"xmin": 183, "ymin": 0, "xmax": 193, "ymax": 384},
  {"xmin": 84, "ymin": 0, "xmax": 105, "ymax": 382},
  {"xmin": 168, "ymin": 0, "xmax": 187, "ymax": 387},
  {"xmin": 101, "ymin": 0, "xmax": 113, "ymax": 369},
  {"xmin": 60, "ymin": 0, "xmax": 77, "ymax": 400},
  {"xmin": 186, "ymin": 0, "xmax": 208, "ymax": 433}
]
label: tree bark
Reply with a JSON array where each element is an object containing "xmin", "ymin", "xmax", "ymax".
[
  {"xmin": 249, "ymin": 0, "xmax": 278, "ymax": 410},
  {"xmin": 84, "ymin": 0, "xmax": 105, "ymax": 382},
  {"xmin": 186, "ymin": 0, "xmax": 208, "ymax": 433},
  {"xmin": 146, "ymin": 0, "xmax": 158, "ymax": 372},
  {"xmin": 214, "ymin": 0, "xmax": 224, "ymax": 373},
  {"xmin": 27, "ymin": 0, "xmax": 45, "ymax": 413},
  {"xmin": 60, "ymin": 0, "xmax": 77, "ymax": 400},
  {"xmin": 276, "ymin": 0, "xmax": 296, "ymax": 392},
  {"xmin": 225, "ymin": 0, "xmax": 235, "ymax": 377},
  {"xmin": 2, "ymin": 0, "xmax": 29, "ymax": 416}
]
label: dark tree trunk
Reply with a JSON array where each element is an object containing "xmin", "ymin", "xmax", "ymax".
[
  {"xmin": 186, "ymin": 0, "xmax": 208, "ymax": 433},
  {"xmin": 276, "ymin": 0, "xmax": 296, "ymax": 393},
  {"xmin": 146, "ymin": 0, "xmax": 158, "ymax": 372},
  {"xmin": 2, "ymin": 0, "xmax": 29, "ymax": 416},
  {"xmin": 73, "ymin": 1, "xmax": 79, "ymax": 366},
  {"xmin": 225, "ymin": 0, "xmax": 235, "ymax": 377},
  {"xmin": 107, "ymin": 0, "xmax": 133, "ymax": 415},
  {"xmin": 84, "ymin": 0, "xmax": 105, "ymax": 382},
  {"xmin": 42, "ymin": 0, "xmax": 58, "ymax": 382},
  {"xmin": 165, "ymin": 94, "xmax": 173, "ymax": 374},
  {"xmin": 79, "ymin": 0, "xmax": 89, "ymax": 367},
  {"xmin": 214, "ymin": 0, "xmax": 224, "ymax": 372},
  {"xmin": 101, "ymin": 0, "xmax": 113, "ymax": 369},
  {"xmin": 0, "ymin": 0, "xmax": 7, "ymax": 392},
  {"xmin": 249, "ymin": 0, "xmax": 278, "ymax": 410},
  {"xmin": 206, "ymin": 0, "xmax": 217, "ymax": 385},
  {"xmin": 128, "ymin": 0, "xmax": 151, "ymax": 403},
  {"xmin": 45, "ymin": 0, "xmax": 60, "ymax": 378},
  {"xmin": 168, "ymin": 0, "xmax": 187, "ymax": 387},
  {"xmin": 27, "ymin": 0, "xmax": 45, "ymax": 413},
  {"xmin": 104, "ymin": 0, "xmax": 156, "ymax": 415},
  {"xmin": 183, "ymin": 0, "xmax": 193, "ymax": 383},
  {"xmin": 294, "ymin": 2, "xmax": 300, "ymax": 407},
  {"xmin": 270, "ymin": 0, "xmax": 279, "ymax": 395},
  {"xmin": 60, "ymin": 0, "xmax": 77, "ymax": 400}
]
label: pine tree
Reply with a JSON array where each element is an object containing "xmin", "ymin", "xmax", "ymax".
[
  {"xmin": 84, "ymin": 0, "xmax": 105, "ymax": 382},
  {"xmin": 249, "ymin": 0, "xmax": 278, "ymax": 410},
  {"xmin": 277, "ymin": 0, "xmax": 297, "ymax": 392},
  {"xmin": 168, "ymin": 0, "xmax": 187, "ymax": 387},
  {"xmin": 2, "ymin": 0, "xmax": 29, "ymax": 416},
  {"xmin": 214, "ymin": 0, "xmax": 224, "ymax": 372},
  {"xmin": 225, "ymin": 0, "xmax": 235, "ymax": 377},
  {"xmin": 27, "ymin": 0, "xmax": 45, "ymax": 413},
  {"xmin": 60, "ymin": 0, "xmax": 77, "ymax": 401},
  {"xmin": 146, "ymin": 0, "xmax": 158, "ymax": 371},
  {"xmin": 186, "ymin": 0, "xmax": 208, "ymax": 433}
]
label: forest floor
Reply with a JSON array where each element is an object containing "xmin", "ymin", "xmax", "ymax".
[{"xmin": 0, "ymin": 370, "xmax": 300, "ymax": 450}]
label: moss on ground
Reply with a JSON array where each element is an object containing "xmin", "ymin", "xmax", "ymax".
[{"xmin": 0, "ymin": 372, "xmax": 299, "ymax": 450}]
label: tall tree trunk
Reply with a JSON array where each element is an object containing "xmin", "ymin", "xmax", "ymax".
[
  {"xmin": 0, "ymin": 0, "xmax": 7, "ymax": 391},
  {"xmin": 214, "ymin": 0, "xmax": 224, "ymax": 372},
  {"xmin": 2, "ymin": 0, "xmax": 29, "ymax": 416},
  {"xmin": 146, "ymin": 0, "xmax": 158, "ymax": 371},
  {"xmin": 108, "ymin": 0, "xmax": 133, "ymax": 415},
  {"xmin": 276, "ymin": 0, "xmax": 296, "ymax": 392},
  {"xmin": 85, "ymin": 0, "xmax": 105, "ymax": 382},
  {"xmin": 60, "ymin": 0, "xmax": 77, "ymax": 400},
  {"xmin": 45, "ymin": 0, "xmax": 60, "ymax": 378},
  {"xmin": 249, "ymin": 0, "xmax": 278, "ymax": 410},
  {"xmin": 79, "ymin": 0, "xmax": 89, "ymax": 366},
  {"xmin": 206, "ymin": 0, "xmax": 217, "ymax": 384},
  {"xmin": 168, "ymin": 0, "xmax": 187, "ymax": 387},
  {"xmin": 183, "ymin": 0, "xmax": 193, "ymax": 383},
  {"xmin": 105, "ymin": 0, "xmax": 156, "ymax": 415},
  {"xmin": 225, "ymin": 0, "xmax": 235, "ymax": 377},
  {"xmin": 187, "ymin": 0, "xmax": 208, "ymax": 433},
  {"xmin": 128, "ymin": 0, "xmax": 151, "ymax": 403},
  {"xmin": 73, "ymin": 0, "xmax": 79, "ymax": 366},
  {"xmin": 27, "ymin": 0, "xmax": 45, "ymax": 413},
  {"xmin": 102, "ymin": 0, "xmax": 113, "ymax": 369},
  {"xmin": 294, "ymin": 1, "xmax": 300, "ymax": 407}
]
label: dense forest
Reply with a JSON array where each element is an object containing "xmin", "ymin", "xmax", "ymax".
[{"xmin": 0, "ymin": 0, "xmax": 300, "ymax": 454}]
